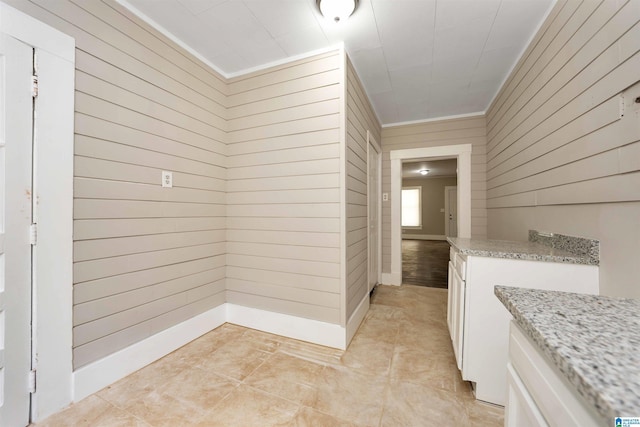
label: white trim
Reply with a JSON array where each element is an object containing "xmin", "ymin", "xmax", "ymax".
[
  {"xmin": 383, "ymin": 112, "xmax": 485, "ymax": 129},
  {"xmin": 226, "ymin": 304, "xmax": 347, "ymax": 350},
  {"xmin": 115, "ymin": 0, "xmax": 228, "ymax": 77},
  {"xmin": 381, "ymin": 273, "xmax": 401, "ymax": 286},
  {"xmin": 390, "ymin": 145, "xmax": 472, "ymax": 286},
  {"xmin": 391, "ymin": 158, "xmax": 403, "ymax": 285},
  {"xmin": 1, "ymin": 3, "xmax": 76, "ymax": 422},
  {"xmin": 0, "ymin": 4, "xmax": 74, "ymax": 62},
  {"xmin": 366, "ymin": 130, "xmax": 382, "ymax": 293},
  {"xmin": 402, "ymin": 234, "xmax": 447, "ymax": 241},
  {"xmin": 116, "ymin": 0, "xmax": 345, "ymax": 80},
  {"xmin": 339, "ymin": 46, "xmax": 348, "ymax": 326},
  {"xmin": 74, "ymin": 299, "xmax": 361, "ymax": 405},
  {"xmin": 346, "ymin": 293, "xmax": 369, "ymax": 346},
  {"xmin": 73, "ymin": 305, "xmax": 226, "ymax": 402},
  {"xmin": 226, "ymin": 43, "xmax": 345, "ymax": 79}
]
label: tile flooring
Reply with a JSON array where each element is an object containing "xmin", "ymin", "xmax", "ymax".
[{"xmin": 34, "ymin": 285, "xmax": 503, "ymax": 426}]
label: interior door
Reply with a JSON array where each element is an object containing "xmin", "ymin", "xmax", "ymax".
[
  {"xmin": 367, "ymin": 134, "xmax": 381, "ymax": 293},
  {"xmin": 446, "ymin": 186, "xmax": 458, "ymax": 237},
  {"xmin": 0, "ymin": 33, "xmax": 34, "ymax": 427}
]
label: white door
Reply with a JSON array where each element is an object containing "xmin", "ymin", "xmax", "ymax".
[
  {"xmin": 367, "ymin": 134, "xmax": 381, "ymax": 293},
  {"xmin": 0, "ymin": 33, "xmax": 34, "ymax": 427},
  {"xmin": 445, "ymin": 186, "xmax": 458, "ymax": 238}
]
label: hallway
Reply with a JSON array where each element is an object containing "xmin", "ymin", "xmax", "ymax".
[
  {"xmin": 402, "ymin": 240, "xmax": 451, "ymax": 288},
  {"xmin": 34, "ymin": 285, "xmax": 502, "ymax": 426}
]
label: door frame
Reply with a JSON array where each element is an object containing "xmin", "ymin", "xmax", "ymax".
[
  {"xmin": 1, "ymin": 3, "xmax": 75, "ymax": 422},
  {"xmin": 366, "ymin": 130, "xmax": 382, "ymax": 292},
  {"xmin": 444, "ymin": 185, "xmax": 458, "ymax": 237},
  {"xmin": 388, "ymin": 144, "xmax": 472, "ymax": 285}
]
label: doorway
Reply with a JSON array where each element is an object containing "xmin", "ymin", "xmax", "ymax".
[
  {"xmin": 400, "ymin": 159, "xmax": 457, "ymax": 287},
  {"xmin": 367, "ymin": 131, "xmax": 381, "ymax": 293},
  {"xmin": 388, "ymin": 144, "xmax": 472, "ymax": 285}
]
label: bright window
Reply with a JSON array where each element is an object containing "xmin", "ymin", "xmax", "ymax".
[{"xmin": 402, "ymin": 187, "xmax": 421, "ymax": 228}]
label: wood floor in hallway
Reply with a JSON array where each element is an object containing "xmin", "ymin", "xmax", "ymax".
[{"xmin": 402, "ymin": 239, "xmax": 450, "ymax": 288}]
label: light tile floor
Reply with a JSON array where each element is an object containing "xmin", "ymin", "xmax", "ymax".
[{"xmin": 34, "ymin": 285, "xmax": 503, "ymax": 426}]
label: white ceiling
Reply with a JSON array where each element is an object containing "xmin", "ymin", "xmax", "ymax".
[
  {"xmin": 122, "ymin": 0, "xmax": 554, "ymax": 125},
  {"xmin": 403, "ymin": 159, "xmax": 457, "ymax": 179}
]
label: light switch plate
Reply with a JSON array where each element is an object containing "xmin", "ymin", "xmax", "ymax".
[{"xmin": 162, "ymin": 171, "xmax": 173, "ymax": 188}]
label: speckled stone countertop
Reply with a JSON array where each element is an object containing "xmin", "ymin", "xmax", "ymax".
[
  {"xmin": 447, "ymin": 237, "xmax": 598, "ymax": 265},
  {"xmin": 495, "ymin": 286, "xmax": 640, "ymax": 420}
]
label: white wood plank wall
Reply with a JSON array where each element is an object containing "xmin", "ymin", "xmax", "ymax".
[
  {"xmin": 380, "ymin": 116, "xmax": 488, "ymax": 274},
  {"xmin": 486, "ymin": 0, "xmax": 640, "ymax": 297},
  {"xmin": 226, "ymin": 51, "xmax": 344, "ymax": 324},
  {"xmin": 4, "ymin": 0, "xmax": 229, "ymax": 368},
  {"xmin": 345, "ymin": 58, "xmax": 381, "ymax": 318}
]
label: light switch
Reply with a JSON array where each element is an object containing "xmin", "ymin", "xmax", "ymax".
[
  {"xmin": 382, "ymin": 193, "xmax": 389, "ymax": 202},
  {"xmin": 162, "ymin": 171, "xmax": 173, "ymax": 188}
]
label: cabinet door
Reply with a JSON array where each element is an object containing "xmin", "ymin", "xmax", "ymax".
[
  {"xmin": 506, "ymin": 364, "xmax": 549, "ymax": 427},
  {"xmin": 447, "ymin": 261, "xmax": 454, "ymax": 338},
  {"xmin": 451, "ymin": 267, "xmax": 465, "ymax": 370}
]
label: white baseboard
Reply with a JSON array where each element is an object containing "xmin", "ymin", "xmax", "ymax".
[
  {"xmin": 226, "ymin": 304, "xmax": 347, "ymax": 350},
  {"xmin": 402, "ymin": 234, "xmax": 447, "ymax": 241},
  {"xmin": 381, "ymin": 272, "xmax": 401, "ymax": 286},
  {"xmin": 346, "ymin": 293, "xmax": 369, "ymax": 346},
  {"xmin": 72, "ymin": 305, "xmax": 226, "ymax": 402},
  {"xmin": 73, "ymin": 301, "xmax": 357, "ymax": 403}
]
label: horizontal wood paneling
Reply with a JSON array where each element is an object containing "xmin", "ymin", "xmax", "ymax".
[
  {"xmin": 381, "ymin": 116, "xmax": 487, "ymax": 273},
  {"xmin": 3, "ymin": 0, "xmax": 229, "ymax": 368},
  {"xmin": 74, "ymin": 268, "xmax": 225, "ymax": 324},
  {"xmin": 345, "ymin": 58, "xmax": 381, "ymax": 318},
  {"xmin": 226, "ymin": 291, "xmax": 339, "ymax": 324},
  {"xmin": 226, "ymin": 266, "xmax": 340, "ymax": 293},
  {"xmin": 73, "ymin": 292, "xmax": 225, "ymax": 368},
  {"xmin": 74, "ymin": 230, "xmax": 224, "ymax": 262},
  {"xmin": 74, "ymin": 256, "xmax": 225, "ymax": 304},
  {"xmin": 486, "ymin": 0, "xmax": 640, "ymax": 297},
  {"xmin": 226, "ymin": 50, "xmax": 344, "ymax": 325},
  {"xmin": 226, "ymin": 217, "xmax": 340, "ymax": 233},
  {"xmin": 74, "ymin": 217, "xmax": 225, "ymax": 240}
]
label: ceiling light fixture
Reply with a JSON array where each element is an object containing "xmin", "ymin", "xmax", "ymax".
[
  {"xmin": 316, "ymin": 0, "xmax": 359, "ymax": 23},
  {"xmin": 419, "ymin": 169, "xmax": 429, "ymax": 176}
]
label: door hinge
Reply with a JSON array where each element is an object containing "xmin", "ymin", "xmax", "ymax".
[
  {"xmin": 28, "ymin": 370, "xmax": 37, "ymax": 394},
  {"xmin": 31, "ymin": 75, "xmax": 38, "ymax": 98},
  {"xmin": 30, "ymin": 223, "xmax": 37, "ymax": 245}
]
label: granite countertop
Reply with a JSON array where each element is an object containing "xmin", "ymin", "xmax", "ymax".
[
  {"xmin": 495, "ymin": 286, "xmax": 640, "ymax": 421},
  {"xmin": 447, "ymin": 237, "xmax": 598, "ymax": 265}
]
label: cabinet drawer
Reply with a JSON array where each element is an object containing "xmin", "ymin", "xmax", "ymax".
[
  {"xmin": 455, "ymin": 252, "xmax": 466, "ymax": 280},
  {"xmin": 450, "ymin": 247, "xmax": 457, "ymax": 266}
]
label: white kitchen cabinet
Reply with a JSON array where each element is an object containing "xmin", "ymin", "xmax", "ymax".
[
  {"xmin": 505, "ymin": 322, "xmax": 605, "ymax": 426},
  {"xmin": 446, "ymin": 242, "xmax": 598, "ymax": 406}
]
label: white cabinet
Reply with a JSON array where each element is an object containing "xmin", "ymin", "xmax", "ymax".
[
  {"xmin": 446, "ymin": 246, "xmax": 598, "ymax": 406},
  {"xmin": 447, "ymin": 255, "xmax": 465, "ymax": 371},
  {"xmin": 505, "ymin": 322, "xmax": 605, "ymax": 426}
]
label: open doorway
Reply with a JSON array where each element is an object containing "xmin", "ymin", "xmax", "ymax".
[
  {"xmin": 387, "ymin": 144, "xmax": 472, "ymax": 286},
  {"xmin": 401, "ymin": 159, "xmax": 457, "ymax": 288}
]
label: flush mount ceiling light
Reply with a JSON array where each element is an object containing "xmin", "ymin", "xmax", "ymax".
[
  {"xmin": 316, "ymin": 0, "xmax": 359, "ymax": 23},
  {"xmin": 419, "ymin": 169, "xmax": 429, "ymax": 175}
]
